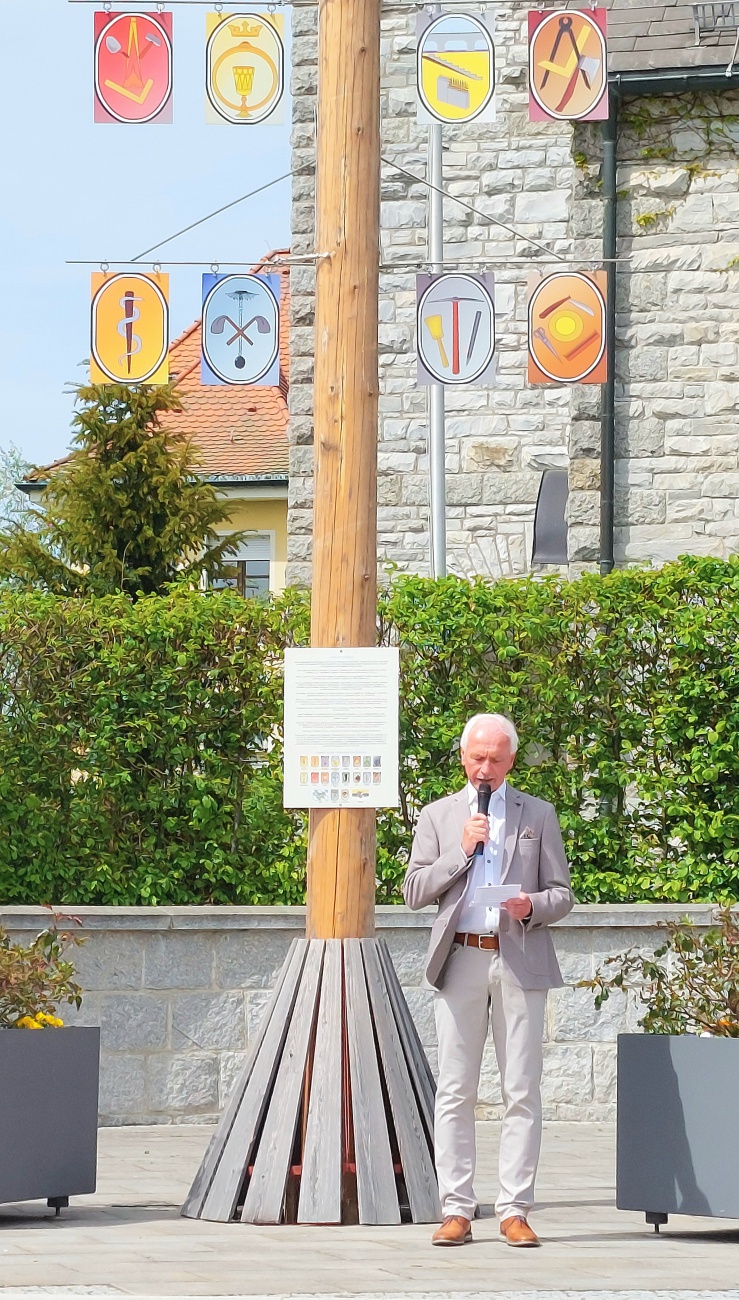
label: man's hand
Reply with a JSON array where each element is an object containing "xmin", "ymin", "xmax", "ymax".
[
  {"xmin": 461, "ymin": 814, "xmax": 490, "ymax": 857},
  {"xmin": 502, "ymin": 892, "xmax": 533, "ymax": 922}
]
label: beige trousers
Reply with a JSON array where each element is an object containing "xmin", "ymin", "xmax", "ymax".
[{"xmin": 433, "ymin": 942, "xmax": 547, "ymax": 1222}]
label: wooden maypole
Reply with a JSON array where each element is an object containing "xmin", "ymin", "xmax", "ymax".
[
  {"xmin": 183, "ymin": 0, "xmax": 438, "ymax": 1226},
  {"xmin": 307, "ymin": 0, "xmax": 380, "ymax": 942}
]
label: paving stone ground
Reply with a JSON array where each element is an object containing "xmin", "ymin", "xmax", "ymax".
[{"xmin": 1, "ymin": 1124, "xmax": 738, "ymax": 1298}]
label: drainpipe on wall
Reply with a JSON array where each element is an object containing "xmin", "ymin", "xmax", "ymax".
[{"xmin": 600, "ymin": 84, "xmax": 619, "ymax": 575}]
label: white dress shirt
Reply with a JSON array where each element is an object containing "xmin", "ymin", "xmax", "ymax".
[{"xmin": 456, "ymin": 780, "xmax": 507, "ymax": 934}]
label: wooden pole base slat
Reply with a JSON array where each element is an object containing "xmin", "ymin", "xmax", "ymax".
[
  {"xmin": 362, "ymin": 941, "xmax": 439, "ymax": 1223},
  {"xmin": 181, "ymin": 939, "xmax": 440, "ymax": 1226},
  {"xmin": 181, "ymin": 938, "xmax": 303, "ymax": 1219},
  {"xmin": 344, "ymin": 939, "xmax": 400, "ymax": 1225},
  {"xmin": 197, "ymin": 939, "xmax": 309, "ymax": 1222},
  {"xmin": 297, "ymin": 939, "xmax": 343, "ymax": 1224},
  {"xmin": 242, "ymin": 942, "xmax": 325, "ymax": 1223}
]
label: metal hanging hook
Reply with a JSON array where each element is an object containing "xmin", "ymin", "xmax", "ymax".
[
  {"xmin": 152, "ymin": 261, "xmax": 162, "ymax": 275},
  {"xmin": 211, "ymin": 262, "xmax": 220, "ymax": 276},
  {"xmin": 100, "ymin": 261, "xmax": 110, "ymax": 274}
]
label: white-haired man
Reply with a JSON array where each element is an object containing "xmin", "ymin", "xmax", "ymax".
[{"xmin": 403, "ymin": 713, "xmax": 573, "ymax": 1248}]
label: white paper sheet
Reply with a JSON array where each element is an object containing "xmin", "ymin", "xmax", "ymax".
[
  {"xmin": 474, "ymin": 884, "xmax": 522, "ymax": 906},
  {"xmin": 283, "ymin": 646, "xmax": 399, "ymax": 809}
]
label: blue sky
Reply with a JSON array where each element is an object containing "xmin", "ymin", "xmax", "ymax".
[{"xmin": 0, "ymin": 0, "xmax": 292, "ymax": 469}]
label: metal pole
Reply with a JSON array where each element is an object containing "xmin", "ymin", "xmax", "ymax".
[
  {"xmin": 600, "ymin": 87, "xmax": 618, "ymax": 575},
  {"xmin": 428, "ymin": 122, "xmax": 446, "ymax": 578}
]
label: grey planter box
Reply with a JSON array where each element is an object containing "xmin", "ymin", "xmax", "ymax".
[
  {"xmin": 617, "ymin": 1033, "xmax": 739, "ymax": 1227},
  {"xmin": 0, "ymin": 1026, "xmax": 100, "ymax": 1210}
]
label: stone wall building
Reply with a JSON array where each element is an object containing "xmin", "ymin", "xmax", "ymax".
[{"xmin": 288, "ymin": 1, "xmax": 739, "ymax": 584}]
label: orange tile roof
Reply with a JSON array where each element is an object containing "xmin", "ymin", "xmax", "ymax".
[{"xmin": 24, "ymin": 252, "xmax": 290, "ymax": 486}]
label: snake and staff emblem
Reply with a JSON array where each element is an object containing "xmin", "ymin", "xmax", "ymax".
[
  {"xmin": 91, "ymin": 272, "xmax": 169, "ymax": 385},
  {"xmin": 118, "ymin": 290, "xmax": 143, "ymax": 374}
]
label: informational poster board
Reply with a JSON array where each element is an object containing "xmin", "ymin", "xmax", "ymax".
[{"xmin": 283, "ymin": 647, "xmax": 399, "ymax": 809}]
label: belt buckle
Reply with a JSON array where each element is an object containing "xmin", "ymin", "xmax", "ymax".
[{"xmin": 479, "ymin": 934, "xmax": 497, "ymax": 950}]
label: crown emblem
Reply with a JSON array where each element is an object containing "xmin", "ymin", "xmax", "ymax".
[{"xmin": 228, "ymin": 19, "xmax": 262, "ymax": 38}]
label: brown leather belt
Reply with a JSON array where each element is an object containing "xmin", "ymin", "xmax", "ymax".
[{"xmin": 454, "ymin": 931, "xmax": 499, "ymax": 951}]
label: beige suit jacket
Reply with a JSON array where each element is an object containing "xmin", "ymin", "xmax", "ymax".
[{"xmin": 403, "ymin": 785, "xmax": 574, "ymax": 991}]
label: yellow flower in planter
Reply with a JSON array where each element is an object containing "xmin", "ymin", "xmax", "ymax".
[
  {"xmin": 17, "ymin": 1016, "xmax": 43, "ymax": 1029},
  {"xmin": 36, "ymin": 1012, "xmax": 64, "ymax": 1026}
]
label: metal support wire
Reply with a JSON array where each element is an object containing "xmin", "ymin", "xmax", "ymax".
[
  {"xmin": 67, "ymin": 255, "xmax": 325, "ymax": 267},
  {"xmin": 381, "ymin": 157, "xmax": 568, "ymax": 263},
  {"xmin": 129, "ymin": 171, "xmax": 293, "ymax": 261}
]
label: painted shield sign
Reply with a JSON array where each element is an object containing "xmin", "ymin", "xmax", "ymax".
[
  {"xmin": 94, "ymin": 12, "xmax": 173, "ymax": 123},
  {"xmin": 206, "ymin": 13, "xmax": 284, "ymax": 124},
  {"xmin": 528, "ymin": 271, "xmax": 607, "ymax": 385},
  {"xmin": 529, "ymin": 9, "xmax": 607, "ymax": 122},
  {"xmin": 417, "ymin": 12, "xmax": 495, "ymax": 124},
  {"xmin": 201, "ymin": 273, "xmax": 280, "ymax": 385},
  {"xmin": 417, "ymin": 274, "xmax": 495, "ymax": 386},
  {"xmin": 91, "ymin": 272, "xmax": 169, "ymax": 384}
]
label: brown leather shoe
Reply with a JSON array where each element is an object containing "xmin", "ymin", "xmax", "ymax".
[
  {"xmin": 432, "ymin": 1215, "xmax": 473, "ymax": 1246},
  {"xmin": 500, "ymin": 1216, "xmax": 540, "ymax": 1247}
]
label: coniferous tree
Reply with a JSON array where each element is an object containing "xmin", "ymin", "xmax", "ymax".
[{"xmin": 0, "ymin": 384, "xmax": 243, "ymax": 598}]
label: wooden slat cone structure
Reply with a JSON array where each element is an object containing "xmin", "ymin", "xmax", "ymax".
[{"xmin": 182, "ymin": 0, "xmax": 439, "ymax": 1226}]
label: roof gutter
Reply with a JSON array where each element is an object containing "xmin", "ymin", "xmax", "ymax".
[
  {"xmin": 609, "ymin": 65, "xmax": 739, "ymax": 96},
  {"xmin": 204, "ymin": 474, "xmax": 288, "ymax": 488},
  {"xmin": 18, "ymin": 473, "xmax": 289, "ymax": 496}
]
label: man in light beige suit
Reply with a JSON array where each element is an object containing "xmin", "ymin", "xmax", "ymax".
[{"xmin": 403, "ymin": 713, "xmax": 573, "ymax": 1248}]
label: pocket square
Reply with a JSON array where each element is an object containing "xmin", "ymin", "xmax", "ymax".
[{"xmin": 521, "ymin": 826, "xmax": 537, "ymax": 839}]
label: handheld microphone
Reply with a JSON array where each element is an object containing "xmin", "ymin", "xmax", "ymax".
[{"xmin": 474, "ymin": 781, "xmax": 492, "ymax": 856}]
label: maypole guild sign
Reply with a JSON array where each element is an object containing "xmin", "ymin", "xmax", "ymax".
[
  {"xmin": 527, "ymin": 271, "xmax": 607, "ymax": 385},
  {"xmin": 94, "ymin": 11, "xmax": 173, "ymax": 123},
  {"xmin": 417, "ymin": 12, "xmax": 495, "ymax": 124},
  {"xmin": 206, "ymin": 13, "xmax": 285, "ymax": 124},
  {"xmin": 201, "ymin": 273, "xmax": 281, "ymax": 385},
  {"xmin": 528, "ymin": 9, "xmax": 607, "ymax": 121},
  {"xmin": 417, "ymin": 273, "xmax": 495, "ymax": 386},
  {"xmin": 90, "ymin": 272, "xmax": 169, "ymax": 385}
]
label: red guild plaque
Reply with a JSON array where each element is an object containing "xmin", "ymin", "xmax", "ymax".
[{"xmin": 94, "ymin": 12, "xmax": 173, "ymax": 123}]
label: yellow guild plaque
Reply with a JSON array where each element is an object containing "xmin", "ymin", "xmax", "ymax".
[
  {"xmin": 417, "ymin": 12, "xmax": 495, "ymax": 125},
  {"xmin": 90, "ymin": 272, "xmax": 169, "ymax": 385},
  {"xmin": 205, "ymin": 12, "xmax": 284, "ymax": 124}
]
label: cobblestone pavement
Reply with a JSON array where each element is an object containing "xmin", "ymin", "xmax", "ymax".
[{"xmin": 1, "ymin": 1124, "xmax": 738, "ymax": 1297}]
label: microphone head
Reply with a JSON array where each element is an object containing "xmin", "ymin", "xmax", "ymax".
[{"xmin": 477, "ymin": 780, "xmax": 492, "ymax": 815}]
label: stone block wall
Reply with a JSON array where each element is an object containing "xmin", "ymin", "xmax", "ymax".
[
  {"xmin": 1, "ymin": 904, "xmax": 718, "ymax": 1125},
  {"xmin": 288, "ymin": 7, "xmax": 739, "ymax": 583}
]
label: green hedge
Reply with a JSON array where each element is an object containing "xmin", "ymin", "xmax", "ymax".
[{"xmin": 1, "ymin": 555, "xmax": 738, "ymax": 907}]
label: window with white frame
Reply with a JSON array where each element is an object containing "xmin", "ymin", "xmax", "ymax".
[{"xmin": 211, "ymin": 533, "xmax": 273, "ymax": 598}]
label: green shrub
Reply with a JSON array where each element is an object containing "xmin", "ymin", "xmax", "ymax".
[{"xmin": 0, "ymin": 556, "xmax": 738, "ymax": 907}]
